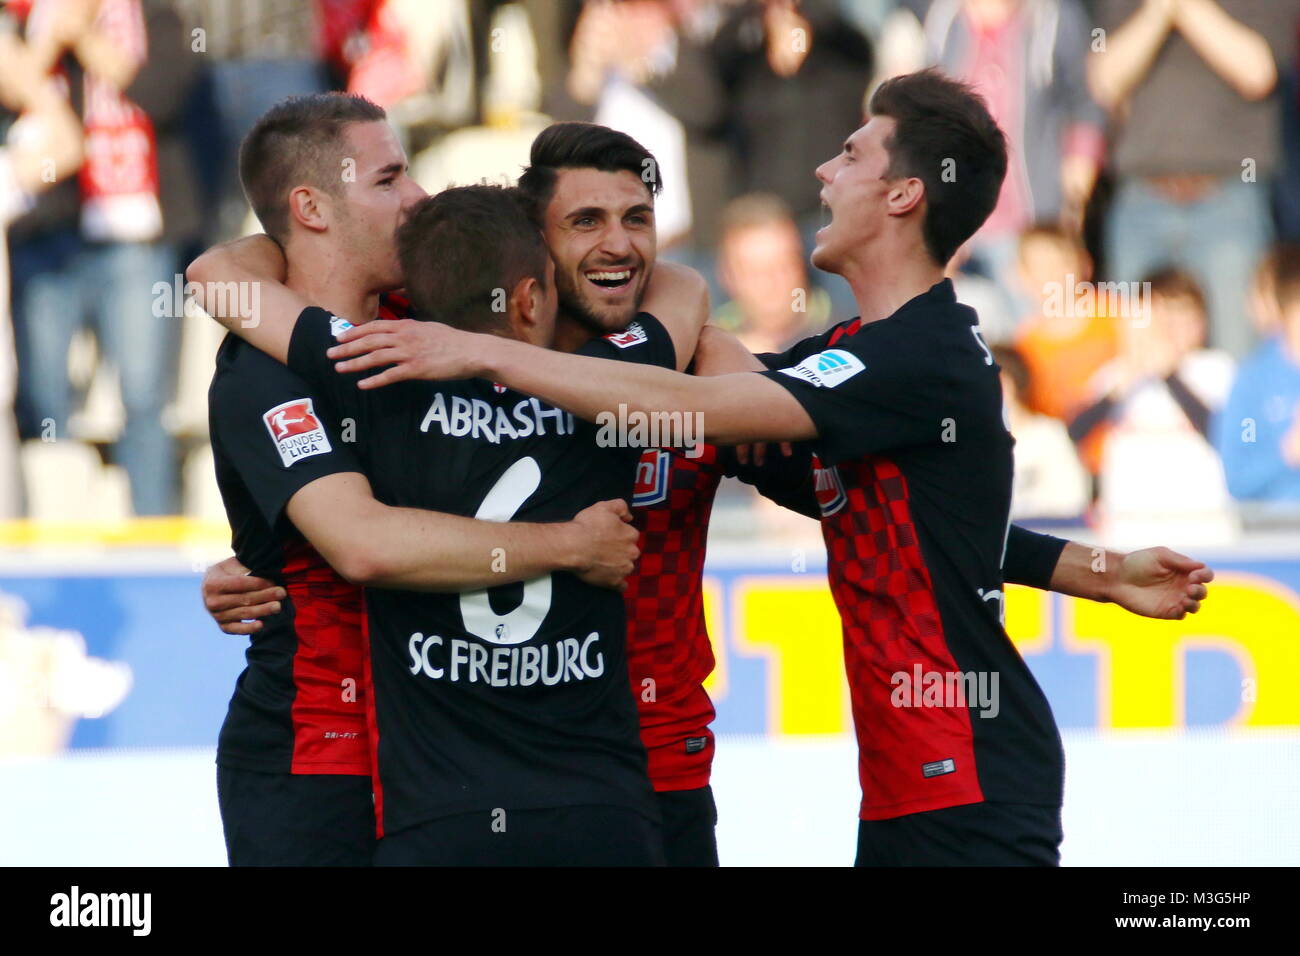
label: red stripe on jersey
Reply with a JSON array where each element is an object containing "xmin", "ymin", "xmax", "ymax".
[
  {"xmin": 624, "ymin": 445, "xmax": 722, "ymax": 791},
  {"xmin": 828, "ymin": 318, "xmax": 861, "ymax": 346},
  {"xmin": 817, "ymin": 455, "xmax": 984, "ymax": 819},
  {"xmin": 361, "ymin": 599, "xmax": 385, "ymax": 838},
  {"xmin": 377, "ymin": 291, "xmax": 411, "ymax": 322},
  {"xmin": 282, "ymin": 540, "xmax": 370, "ymax": 775}
]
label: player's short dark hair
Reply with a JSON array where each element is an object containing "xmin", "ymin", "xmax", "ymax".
[
  {"xmin": 868, "ymin": 69, "xmax": 1007, "ymax": 266},
  {"xmin": 1271, "ymin": 242, "xmax": 1300, "ymax": 309},
  {"xmin": 239, "ymin": 93, "xmax": 387, "ymax": 242},
  {"xmin": 516, "ymin": 122, "xmax": 662, "ymax": 225},
  {"xmin": 1144, "ymin": 267, "xmax": 1207, "ymax": 314},
  {"xmin": 397, "ymin": 185, "xmax": 550, "ymax": 333}
]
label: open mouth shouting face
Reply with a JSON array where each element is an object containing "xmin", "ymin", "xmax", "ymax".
[
  {"xmin": 542, "ymin": 166, "xmax": 657, "ymax": 334},
  {"xmin": 812, "ymin": 117, "xmax": 898, "ymax": 276}
]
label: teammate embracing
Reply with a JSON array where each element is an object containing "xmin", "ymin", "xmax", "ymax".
[
  {"xmin": 323, "ymin": 75, "xmax": 1216, "ymax": 866},
  {"xmin": 201, "ymin": 95, "xmax": 642, "ymax": 865}
]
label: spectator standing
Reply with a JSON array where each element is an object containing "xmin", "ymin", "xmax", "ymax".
[
  {"xmin": 923, "ymin": 0, "xmax": 1106, "ymax": 315},
  {"xmin": 18, "ymin": 0, "xmax": 200, "ymax": 515},
  {"xmin": 712, "ymin": 0, "xmax": 872, "ymax": 316},
  {"xmin": 1091, "ymin": 0, "xmax": 1299, "ymax": 358},
  {"xmin": 176, "ymin": 0, "xmax": 328, "ymax": 239},
  {"xmin": 0, "ymin": 18, "xmax": 83, "ymax": 519}
]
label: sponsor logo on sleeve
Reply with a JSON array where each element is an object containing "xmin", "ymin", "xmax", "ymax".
[
  {"xmin": 631, "ymin": 448, "xmax": 672, "ymax": 507},
  {"xmin": 778, "ymin": 348, "xmax": 865, "ymax": 388},
  {"xmin": 263, "ymin": 398, "xmax": 333, "ymax": 467},
  {"xmin": 329, "ymin": 315, "xmax": 355, "ymax": 339},
  {"xmin": 604, "ymin": 321, "xmax": 648, "ymax": 349},
  {"xmin": 811, "ymin": 454, "xmax": 846, "ymax": 516}
]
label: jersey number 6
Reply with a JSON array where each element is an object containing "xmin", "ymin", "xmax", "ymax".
[{"xmin": 459, "ymin": 457, "xmax": 552, "ymax": 646}]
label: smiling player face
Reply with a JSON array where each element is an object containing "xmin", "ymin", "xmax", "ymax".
[{"xmin": 539, "ymin": 167, "xmax": 657, "ymax": 334}]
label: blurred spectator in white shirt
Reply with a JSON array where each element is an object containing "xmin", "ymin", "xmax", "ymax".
[{"xmin": 1071, "ymin": 268, "xmax": 1238, "ymax": 544}]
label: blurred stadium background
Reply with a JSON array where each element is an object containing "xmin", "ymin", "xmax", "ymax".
[{"xmin": 2, "ymin": 0, "xmax": 1299, "ymax": 865}]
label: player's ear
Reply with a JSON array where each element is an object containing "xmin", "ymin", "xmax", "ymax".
[
  {"xmin": 506, "ymin": 275, "xmax": 542, "ymax": 343},
  {"xmin": 510, "ymin": 275, "xmax": 541, "ymax": 326},
  {"xmin": 288, "ymin": 185, "xmax": 329, "ymax": 234},
  {"xmin": 887, "ymin": 177, "xmax": 925, "ymax": 218}
]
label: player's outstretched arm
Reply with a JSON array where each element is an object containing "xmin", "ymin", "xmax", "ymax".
[
  {"xmin": 186, "ymin": 235, "xmax": 310, "ymax": 364},
  {"xmin": 285, "ymin": 473, "xmax": 639, "ymax": 592},
  {"xmin": 1048, "ymin": 542, "xmax": 1214, "ymax": 620},
  {"xmin": 327, "ymin": 321, "xmax": 819, "ymax": 446}
]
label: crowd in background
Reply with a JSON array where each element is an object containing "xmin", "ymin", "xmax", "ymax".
[{"xmin": 1, "ymin": 0, "xmax": 1299, "ymax": 545}]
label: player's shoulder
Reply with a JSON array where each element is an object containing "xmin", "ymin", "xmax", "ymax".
[
  {"xmin": 211, "ymin": 331, "xmax": 316, "ymax": 406},
  {"xmin": 581, "ymin": 312, "xmax": 674, "ymax": 365}
]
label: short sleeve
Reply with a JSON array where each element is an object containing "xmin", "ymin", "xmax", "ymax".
[
  {"xmin": 758, "ymin": 325, "xmax": 946, "ymax": 465},
  {"xmin": 211, "ymin": 344, "xmax": 364, "ymax": 528},
  {"xmin": 576, "ymin": 312, "xmax": 677, "ymax": 370},
  {"xmin": 756, "ymin": 324, "xmax": 840, "ymax": 371}
]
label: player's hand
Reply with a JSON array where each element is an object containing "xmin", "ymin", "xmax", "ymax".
[
  {"xmin": 733, "ymin": 441, "xmax": 794, "ymax": 467},
  {"xmin": 568, "ymin": 499, "xmax": 640, "ymax": 592},
  {"xmin": 328, "ymin": 319, "xmax": 483, "ymax": 388},
  {"xmin": 1108, "ymin": 547, "xmax": 1214, "ymax": 620},
  {"xmin": 202, "ymin": 556, "xmax": 285, "ymax": 635}
]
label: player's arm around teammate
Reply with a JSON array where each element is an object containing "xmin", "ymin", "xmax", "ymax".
[{"xmin": 190, "ymin": 236, "xmax": 642, "ymax": 600}]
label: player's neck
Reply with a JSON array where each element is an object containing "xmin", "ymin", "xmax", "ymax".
[
  {"xmin": 285, "ymin": 255, "xmax": 381, "ymax": 325},
  {"xmin": 553, "ymin": 312, "xmax": 595, "ymax": 354},
  {"xmin": 840, "ymin": 240, "xmax": 946, "ymax": 324}
]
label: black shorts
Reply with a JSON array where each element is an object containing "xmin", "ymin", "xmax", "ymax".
[
  {"xmin": 656, "ymin": 785, "xmax": 719, "ymax": 867},
  {"xmin": 855, "ymin": 801, "xmax": 1063, "ymax": 867},
  {"xmin": 373, "ymin": 805, "xmax": 665, "ymax": 866},
  {"xmin": 216, "ymin": 765, "xmax": 375, "ymax": 867}
]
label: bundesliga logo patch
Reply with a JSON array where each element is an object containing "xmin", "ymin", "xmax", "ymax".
[
  {"xmin": 604, "ymin": 321, "xmax": 648, "ymax": 349},
  {"xmin": 778, "ymin": 348, "xmax": 865, "ymax": 388},
  {"xmin": 263, "ymin": 398, "xmax": 333, "ymax": 468}
]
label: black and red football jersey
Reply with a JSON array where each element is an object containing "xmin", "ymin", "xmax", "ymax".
[
  {"xmin": 287, "ymin": 308, "xmax": 678, "ymax": 837},
  {"xmin": 760, "ymin": 279, "xmax": 1066, "ymax": 821},
  {"xmin": 624, "ymin": 445, "xmax": 723, "ymax": 791},
  {"xmin": 209, "ymin": 339, "xmax": 368, "ymax": 775},
  {"xmin": 624, "ymin": 441, "xmax": 820, "ymax": 792},
  {"xmin": 208, "ymin": 293, "xmax": 411, "ymax": 776}
]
